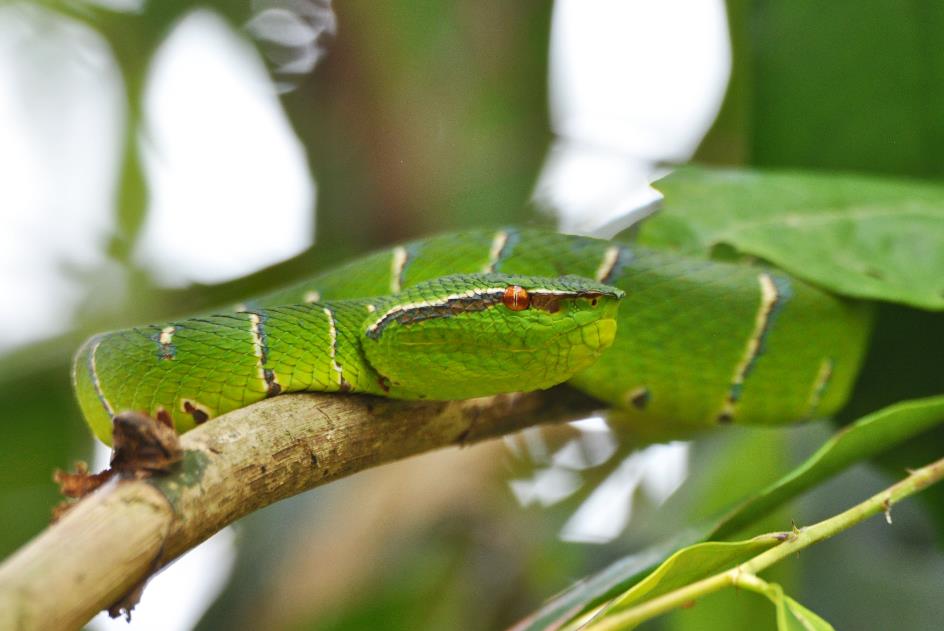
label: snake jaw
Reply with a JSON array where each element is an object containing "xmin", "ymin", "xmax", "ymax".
[{"xmin": 360, "ymin": 274, "xmax": 623, "ymax": 400}]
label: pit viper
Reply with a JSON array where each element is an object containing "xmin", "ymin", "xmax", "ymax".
[{"xmin": 73, "ymin": 228, "xmax": 873, "ymax": 444}]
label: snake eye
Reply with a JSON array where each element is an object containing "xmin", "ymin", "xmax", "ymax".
[{"xmin": 503, "ymin": 285, "xmax": 530, "ymax": 311}]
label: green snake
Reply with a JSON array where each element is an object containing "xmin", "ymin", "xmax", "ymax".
[{"xmin": 73, "ymin": 228, "xmax": 874, "ymax": 445}]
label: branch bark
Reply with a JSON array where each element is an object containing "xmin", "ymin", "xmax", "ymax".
[{"xmin": 0, "ymin": 387, "xmax": 599, "ymax": 631}]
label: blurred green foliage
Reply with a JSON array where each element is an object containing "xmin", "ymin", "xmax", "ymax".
[
  {"xmin": 1, "ymin": 1, "xmax": 942, "ymax": 630},
  {"xmin": 701, "ymin": 1, "xmax": 944, "ymax": 175}
]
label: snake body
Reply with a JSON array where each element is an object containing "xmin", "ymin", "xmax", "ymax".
[{"xmin": 74, "ymin": 228, "xmax": 873, "ymax": 444}]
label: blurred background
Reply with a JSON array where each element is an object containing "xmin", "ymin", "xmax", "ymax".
[{"xmin": 2, "ymin": 1, "xmax": 943, "ymax": 629}]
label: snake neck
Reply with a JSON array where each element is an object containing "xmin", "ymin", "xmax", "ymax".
[{"xmin": 232, "ymin": 300, "xmax": 389, "ymax": 399}]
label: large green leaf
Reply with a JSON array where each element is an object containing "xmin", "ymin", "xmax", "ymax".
[
  {"xmin": 639, "ymin": 167, "xmax": 944, "ymax": 310},
  {"xmin": 514, "ymin": 395, "xmax": 944, "ymax": 630}
]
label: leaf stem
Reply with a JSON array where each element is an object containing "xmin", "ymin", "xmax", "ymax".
[{"xmin": 585, "ymin": 455, "xmax": 944, "ymax": 630}]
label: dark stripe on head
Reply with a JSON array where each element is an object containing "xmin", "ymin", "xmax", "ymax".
[
  {"xmin": 366, "ymin": 285, "xmax": 606, "ymax": 340},
  {"xmin": 528, "ymin": 290, "xmax": 605, "ymax": 314},
  {"xmin": 367, "ymin": 290, "xmax": 506, "ymax": 340}
]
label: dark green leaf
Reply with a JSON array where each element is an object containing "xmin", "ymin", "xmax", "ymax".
[{"xmin": 640, "ymin": 167, "xmax": 944, "ymax": 309}]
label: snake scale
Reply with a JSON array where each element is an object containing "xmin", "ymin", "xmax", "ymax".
[{"xmin": 74, "ymin": 228, "xmax": 873, "ymax": 444}]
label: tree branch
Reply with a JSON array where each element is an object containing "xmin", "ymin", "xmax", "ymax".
[{"xmin": 0, "ymin": 387, "xmax": 599, "ymax": 631}]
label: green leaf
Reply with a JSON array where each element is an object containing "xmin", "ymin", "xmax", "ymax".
[
  {"xmin": 600, "ymin": 537, "xmax": 783, "ymax": 616},
  {"xmin": 712, "ymin": 395, "xmax": 944, "ymax": 538},
  {"xmin": 640, "ymin": 167, "xmax": 944, "ymax": 310},
  {"xmin": 510, "ymin": 534, "xmax": 701, "ymax": 631},
  {"xmin": 514, "ymin": 395, "xmax": 944, "ymax": 630},
  {"xmin": 583, "ymin": 557, "xmax": 834, "ymax": 631}
]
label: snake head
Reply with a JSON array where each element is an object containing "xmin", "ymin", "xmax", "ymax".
[{"xmin": 361, "ymin": 273, "xmax": 623, "ymax": 400}]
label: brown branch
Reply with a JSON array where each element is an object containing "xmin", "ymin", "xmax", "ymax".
[{"xmin": 0, "ymin": 387, "xmax": 599, "ymax": 631}]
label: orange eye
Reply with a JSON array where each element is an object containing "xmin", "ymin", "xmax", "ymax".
[{"xmin": 503, "ymin": 285, "xmax": 530, "ymax": 311}]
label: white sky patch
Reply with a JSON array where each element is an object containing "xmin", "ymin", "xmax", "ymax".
[
  {"xmin": 506, "ymin": 416, "xmax": 615, "ymax": 512},
  {"xmin": 638, "ymin": 442, "xmax": 690, "ymax": 505},
  {"xmin": 135, "ymin": 10, "xmax": 314, "ymax": 286},
  {"xmin": 559, "ymin": 452, "xmax": 648, "ymax": 543},
  {"xmin": 520, "ymin": 426, "xmax": 551, "ymax": 464},
  {"xmin": 550, "ymin": 0, "xmax": 730, "ymax": 163},
  {"xmin": 509, "ymin": 467, "xmax": 583, "ymax": 508},
  {"xmin": 87, "ymin": 528, "xmax": 237, "ymax": 631},
  {"xmin": 551, "ymin": 417, "xmax": 617, "ymax": 470},
  {"xmin": 0, "ymin": 7, "xmax": 120, "ymax": 353},
  {"xmin": 246, "ymin": 0, "xmax": 337, "ymax": 78},
  {"xmin": 535, "ymin": 0, "xmax": 731, "ymax": 236},
  {"xmin": 560, "ymin": 442, "xmax": 690, "ymax": 544},
  {"xmin": 536, "ymin": 143, "xmax": 664, "ymax": 239}
]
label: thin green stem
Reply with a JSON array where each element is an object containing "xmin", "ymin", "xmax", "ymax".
[
  {"xmin": 585, "ymin": 455, "xmax": 944, "ymax": 631},
  {"xmin": 732, "ymin": 572, "xmax": 775, "ymax": 596}
]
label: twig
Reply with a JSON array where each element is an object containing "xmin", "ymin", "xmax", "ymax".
[
  {"xmin": 584, "ymin": 455, "xmax": 944, "ymax": 630},
  {"xmin": 0, "ymin": 387, "xmax": 599, "ymax": 631}
]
